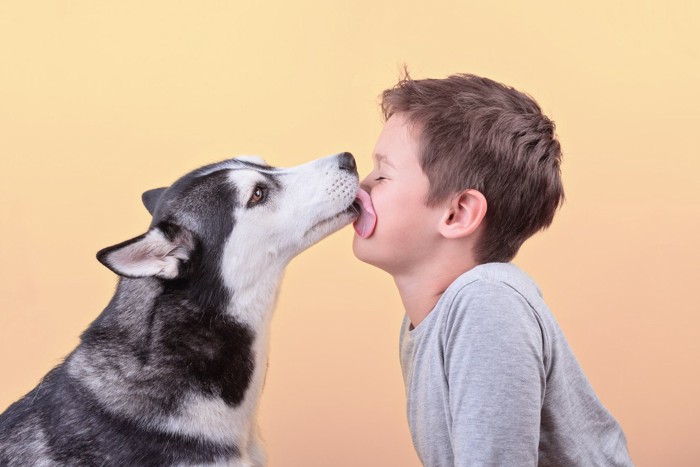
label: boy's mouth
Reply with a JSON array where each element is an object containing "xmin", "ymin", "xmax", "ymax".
[{"xmin": 353, "ymin": 188, "xmax": 377, "ymax": 238}]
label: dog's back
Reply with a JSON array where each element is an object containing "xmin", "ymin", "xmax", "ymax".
[
  {"xmin": 1, "ymin": 368, "xmax": 235, "ymax": 466},
  {"xmin": 0, "ymin": 280, "xmax": 246, "ymax": 466},
  {"xmin": 1, "ymin": 368, "xmax": 62, "ymax": 465}
]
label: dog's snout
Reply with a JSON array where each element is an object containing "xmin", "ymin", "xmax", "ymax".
[{"xmin": 338, "ymin": 152, "xmax": 357, "ymax": 174}]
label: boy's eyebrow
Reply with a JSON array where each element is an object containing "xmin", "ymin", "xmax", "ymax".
[{"xmin": 375, "ymin": 153, "xmax": 395, "ymax": 169}]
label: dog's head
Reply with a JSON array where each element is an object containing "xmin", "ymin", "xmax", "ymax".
[{"xmin": 96, "ymin": 153, "xmax": 359, "ymax": 284}]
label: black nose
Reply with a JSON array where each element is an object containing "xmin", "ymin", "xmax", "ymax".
[{"xmin": 338, "ymin": 152, "xmax": 357, "ymax": 173}]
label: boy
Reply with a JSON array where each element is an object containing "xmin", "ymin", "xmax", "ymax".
[{"xmin": 352, "ymin": 73, "xmax": 633, "ymax": 466}]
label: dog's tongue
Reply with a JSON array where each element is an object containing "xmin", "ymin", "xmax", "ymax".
[{"xmin": 353, "ymin": 188, "xmax": 377, "ymax": 238}]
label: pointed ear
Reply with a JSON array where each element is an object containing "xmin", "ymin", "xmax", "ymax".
[
  {"xmin": 96, "ymin": 223, "xmax": 195, "ymax": 279},
  {"xmin": 438, "ymin": 189, "xmax": 488, "ymax": 239},
  {"xmin": 142, "ymin": 187, "xmax": 168, "ymax": 216}
]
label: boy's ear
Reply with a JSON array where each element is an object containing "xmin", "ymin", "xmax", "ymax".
[
  {"xmin": 96, "ymin": 223, "xmax": 195, "ymax": 279},
  {"xmin": 142, "ymin": 187, "xmax": 168, "ymax": 216},
  {"xmin": 438, "ymin": 189, "xmax": 487, "ymax": 239}
]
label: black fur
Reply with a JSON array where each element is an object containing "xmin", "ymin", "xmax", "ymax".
[
  {"xmin": 1, "ymin": 366, "xmax": 238, "ymax": 466},
  {"xmin": 1, "ymin": 154, "xmax": 359, "ymax": 465},
  {"xmin": 0, "ymin": 163, "xmax": 258, "ymax": 465},
  {"xmin": 141, "ymin": 187, "xmax": 167, "ymax": 215}
]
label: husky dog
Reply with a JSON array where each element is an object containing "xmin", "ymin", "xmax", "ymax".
[{"xmin": 0, "ymin": 153, "xmax": 360, "ymax": 466}]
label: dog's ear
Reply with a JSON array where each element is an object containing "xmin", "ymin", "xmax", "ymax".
[
  {"xmin": 142, "ymin": 187, "xmax": 168, "ymax": 216},
  {"xmin": 96, "ymin": 222, "xmax": 195, "ymax": 279}
]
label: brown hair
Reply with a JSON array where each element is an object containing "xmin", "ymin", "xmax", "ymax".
[{"xmin": 381, "ymin": 72, "xmax": 564, "ymax": 263}]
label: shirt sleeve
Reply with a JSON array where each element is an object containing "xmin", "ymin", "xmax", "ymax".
[{"xmin": 443, "ymin": 280, "xmax": 546, "ymax": 467}]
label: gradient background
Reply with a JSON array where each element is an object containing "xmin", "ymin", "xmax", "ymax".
[{"xmin": 1, "ymin": 1, "xmax": 698, "ymax": 466}]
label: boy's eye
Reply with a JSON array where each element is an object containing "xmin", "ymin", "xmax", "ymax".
[{"xmin": 375, "ymin": 177, "xmax": 386, "ymax": 181}]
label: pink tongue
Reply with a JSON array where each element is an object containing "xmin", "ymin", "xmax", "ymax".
[{"xmin": 353, "ymin": 188, "xmax": 377, "ymax": 238}]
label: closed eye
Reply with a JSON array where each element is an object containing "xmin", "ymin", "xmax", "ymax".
[{"xmin": 375, "ymin": 177, "xmax": 387, "ymax": 181}]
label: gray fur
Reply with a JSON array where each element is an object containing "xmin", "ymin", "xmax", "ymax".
[{"xmin": 0, "ymin": 153, "xmax": 359, "ymax": 466}]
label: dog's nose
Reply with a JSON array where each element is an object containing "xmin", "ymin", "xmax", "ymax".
[{"xmin": 338, "ymin": 152, "xmax": 357, "ymax": 173}]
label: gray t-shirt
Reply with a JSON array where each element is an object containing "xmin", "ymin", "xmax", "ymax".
[{"xmin": 399, "ymin": 263, "xmax": 633, "ymax": 466}]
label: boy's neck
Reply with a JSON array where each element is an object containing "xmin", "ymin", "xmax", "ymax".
[{"xmin": 393, "ymin": 259, "xmax": 479, "ymax": 328}]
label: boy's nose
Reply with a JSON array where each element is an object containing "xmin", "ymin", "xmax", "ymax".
[{"xmin": 338, "ymin": 152, "xmax": 357, "ymax": 174}]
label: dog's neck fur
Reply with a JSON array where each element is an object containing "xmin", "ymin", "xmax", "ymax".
[
  {"xmin": 67, "ymin": 257, "xmax": 287, "ymax": 449},
  {"xmin": 1, "ymin": 154, "xmax": 358, "ymax": 466}
]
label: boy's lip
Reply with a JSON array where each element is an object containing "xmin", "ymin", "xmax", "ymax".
[{"xmin": 353, "ymin": 188, "xmax": 377, "ymax": 238}]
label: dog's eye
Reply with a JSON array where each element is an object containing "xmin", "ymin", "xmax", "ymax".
[{"xmin": 249, "ymin": 186, "xmax": 267, "ymax": 205}]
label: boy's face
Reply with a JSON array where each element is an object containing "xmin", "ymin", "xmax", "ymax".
[{"xmin": 352, "ymin": 113, "xmax": 445, "ymax": 276}]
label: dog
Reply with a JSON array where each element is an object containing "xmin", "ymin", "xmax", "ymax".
[{"xmin": 0, "ymin": 152, "xmax": 360, "ymax": 466}]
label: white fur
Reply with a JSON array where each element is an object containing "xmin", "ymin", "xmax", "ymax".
[
  {"xmin": 162, "ymin": 393, "xmax": 248, "ymax": 446},
  {"xmin": 196, "ymin": 156, "xmax": 277, "ymax": 178},
  {"xmin": 155, "ymin": 154, "xmax": 357, "ymax": 463},
  {"xmin": 213, "ymin": 154, "xmax": 356, "ymax": 462},
  {"xmin": 104, "ymin": 229, "xmax": 190, "ymax": 279},
  {"xmin": 69, "ymin": 154, "xmax": 358, "ymax": 465},
  {"xmin": 220, "ymin": 155, "xmax": 357, "ymax": 327}
]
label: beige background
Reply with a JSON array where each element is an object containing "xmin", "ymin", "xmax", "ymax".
[{"xmin": 1, "ymin": 1, "xmax": 698, "ymax": 465}]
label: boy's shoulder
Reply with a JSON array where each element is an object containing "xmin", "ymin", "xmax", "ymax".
[
  {"xmin": 432, "ymin": 262, "xmax": 550, "ymax": 346},
  {"xmin": 402, "ymin": 262, "xmax": 550, "ymax": 341},
  {"xmin": 445, "ymin": 262, "xmax": 544, "ymax": 307}
]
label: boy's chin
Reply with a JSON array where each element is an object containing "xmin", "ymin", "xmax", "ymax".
[
  {"xmin": 352, "ymin": 234, "xmax": 376, "ymax": 265},
  {"xmin": 352, "ymin": 235, "xmax": 391, "ymax": 272}
]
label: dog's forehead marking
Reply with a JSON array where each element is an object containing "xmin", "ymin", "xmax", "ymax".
[
  {"xmin": 195, "ymin": 158, "xmax": 290, "ymax": 178},
  {"xmin": 235, "ymin": 155, "xmax": 267, "ymax": 165},
  {"xmin": 228, "ymin": 168, "xmax": 283, "ymax": 193}
]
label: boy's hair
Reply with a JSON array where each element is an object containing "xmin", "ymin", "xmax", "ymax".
[{"xmin": 381, "ymin": 72, "xmax": 564, "ymax": 263}]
